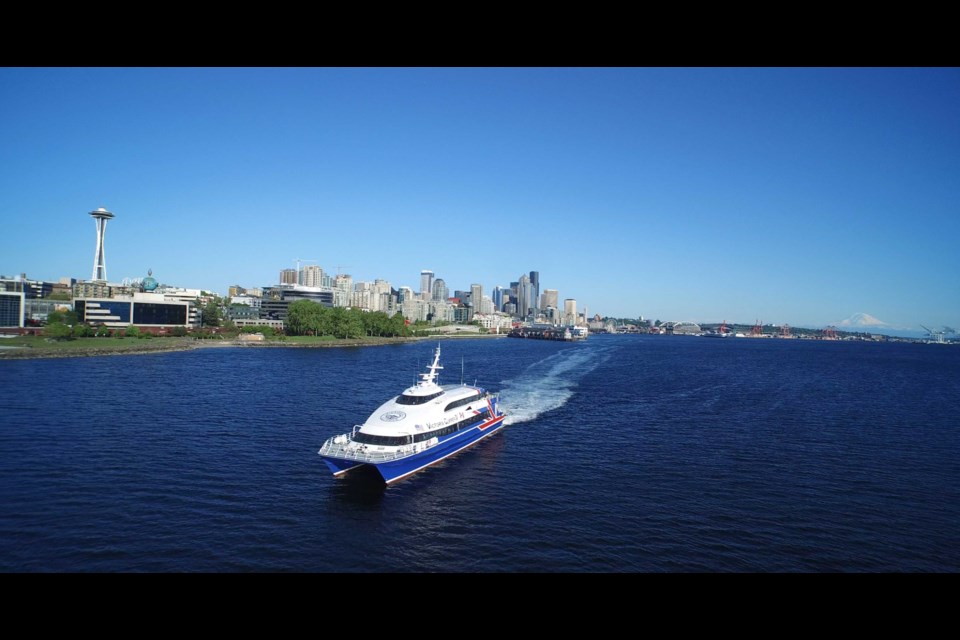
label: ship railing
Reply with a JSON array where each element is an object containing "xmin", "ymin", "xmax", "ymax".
[{"xmin": 319, "ymin": 433, "xmax": 438, "ymax": 464}]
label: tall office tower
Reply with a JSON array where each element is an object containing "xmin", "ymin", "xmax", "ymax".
[
  {"xmin": 541, "ymin": 288, "xmax": 559, "ymax": 311},
  {"xmin": 470, "ymin": 284, "xmax": 482, "ymax": 312},
  {"xmin": 302, "ymin": 265, "xmax": 324, "ymax": 287},
  {"xmin": 398, "ymin": 286, "xmax": 414, "ymax": 303},
  {"xmin": 420, "ymin": 270, "xmax": 434, "ymax": 300},
  {"xmin": 564, "ymin": 298, "xmax": 577, "ymax": 326},
  {"xmin": 280, "ymin": 268, "xmax": 298, "ymax": 284},
  {"xmin": 492, "ymin": 286, "xmax": 504, "ymax": 312},
  {"xmin": 529, "ymin": 271, "xmax": 540, "ymax": 315},
  {"xmin": 517, "ymin": 274, "xmax": 532, "ymax": 318},
  {"xmin": 432, "ymin": 278, "xmax": 448, "ymax": 302},
  {"xmin": 89, "ymin": 207, "xmax": 115, "ymax": 281}
]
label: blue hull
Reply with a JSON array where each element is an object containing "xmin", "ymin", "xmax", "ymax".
[
  {"xmin": 322, "ymin": 457, "xmax": 365, "ymax": 477},
  {"xmin": 322, "ymin": 414, "xmax": 507, "ymax": 484}
]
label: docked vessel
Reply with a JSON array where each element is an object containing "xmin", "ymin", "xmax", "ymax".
[
  {"xmin": 318, "ymin": 345, "xmax": 507, "ymax": 484},
  {"xmin": 507, "ymin": 324, "xmax": 588, "ymax": 341}
]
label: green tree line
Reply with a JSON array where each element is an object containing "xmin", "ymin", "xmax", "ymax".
[{"xmin": 285, "ymin": 300, "xmax": 408, "ymax": 338}]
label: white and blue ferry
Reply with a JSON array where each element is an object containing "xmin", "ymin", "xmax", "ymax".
[{"xmin": 318, "ymin": 345, "xmax": 507, "ymax": 484}]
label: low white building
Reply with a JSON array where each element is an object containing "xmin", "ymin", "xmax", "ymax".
[{"xmin": 473, "ymin": 312, "xmax": 513, "ymax": 331}]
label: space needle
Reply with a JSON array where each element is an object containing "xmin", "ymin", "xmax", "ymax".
[{"xmin": 89, "ymin": 207, "xmax": 115, "ymax": 281}]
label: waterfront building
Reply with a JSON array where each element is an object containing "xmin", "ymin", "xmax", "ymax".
[
  {"xmin": 0, "ymin": 274, "xmax": 54, "ymax": 299},
  {"xmin": 74, "ymin": 292, "xmax": 200, "ymax": 329},
  {"xmin": 233, "ymin": 318, "xmax": 284, "ymax": 331},
  {"xmin": 225, "ymin": 302, "xmax": 260, "ymax": 322},
  {"xmin": 24, "ymin": 299, "xmax": 71, "ymax": 324},
  {"xmin": 0, "ymin": 291, "xmax": 25, "ymax": 328},
  {"xmin": 260, "ymin": 284, "xmax": 334, "ymax": 322},
  {"xmin": 472, "ymin": 312, "xmax": 513, "ymax": 331}
]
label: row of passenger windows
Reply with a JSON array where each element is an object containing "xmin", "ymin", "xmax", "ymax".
[
  {"xmin": 395, "ymin": 391, "xmax": 444, "ymax": 405},
  {"xmin": 443, "ymin": 393, "xmax": 481, "ymax": 413},
  {"xmin": 352, "ymin": 409, "xmax": 489, "ymax": 447}
]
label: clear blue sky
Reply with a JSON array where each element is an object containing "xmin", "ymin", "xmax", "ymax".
[{"xmin": 2, "ymin": 67, "xmax": 958, "ymax": 329}]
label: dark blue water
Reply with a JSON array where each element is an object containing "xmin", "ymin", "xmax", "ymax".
[{"xmin": 1, "ymin": 336, "xmax": 958, "ymax": 572}]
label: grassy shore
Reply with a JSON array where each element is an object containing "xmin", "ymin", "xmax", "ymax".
[{"xmin": 0, "ymin": 332, "xmax": 506, "ymax": 360}]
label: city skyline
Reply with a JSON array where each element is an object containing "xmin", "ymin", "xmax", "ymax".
[{"xmin": 2, "ymin": 68, "xmax": 958, "ymax": 329}]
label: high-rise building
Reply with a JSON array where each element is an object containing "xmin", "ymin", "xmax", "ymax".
[
  {"xmin": 480, "ymin": 295, "xmax": 494, "ymax": 315},
  {"xmin": 529, "ymin": 271, "xmax": 540, "ymax": 315},
  {"xmin": 89, "ymin": 207, "xmax": 115, "ymax": 282},
  {"xmin": 469, "ymin": 284, "xmax": 483, "ymax": 321},
  {"xmin": 432, "ymin": 278, "xmax": 448, "ymax": 302},
  {"xmin": 516, "ymin": 274, "xmax": 532, "ymax": 318},
  {"xmin": 334, "ymin": 274, "xmax": 353, "ymax": 307},
  {"xmin": 420, "ymin": 270, "xmax": 434, "ymax": 300},
  {"xmin": 563, "ymin": 298, "xmax": 577, "ymax": 326},
  {"xmin": 492, "ymin": 286, "xmax": 505, "ymax": 312},
  {"xmin": 280, "ymin": 268, "xmax": 298, "ymax": 285},
  {"xmin": 541, "ymin": 288, "xmax": 558, "ymax": 311},
  {"xmin": 302, "ymin": 265, "xmax": 324, "ymax": 287},
  {"xmin": 398, "ymin": 286, "xmax": 414, "ymax": 303}
]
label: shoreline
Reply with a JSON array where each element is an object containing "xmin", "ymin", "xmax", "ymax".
[{"xmin": 0, "ymin": 332, "xmax": 508, "ymax": 360}]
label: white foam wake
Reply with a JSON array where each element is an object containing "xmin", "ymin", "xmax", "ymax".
[{"xmin": 499, "ymin": 345, "xmax": 612, "ymax": 425}]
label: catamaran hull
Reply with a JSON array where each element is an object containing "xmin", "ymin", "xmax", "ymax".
[{"xmin": 322, "ymin": 414, "xmax": 507, "ymax": 484}]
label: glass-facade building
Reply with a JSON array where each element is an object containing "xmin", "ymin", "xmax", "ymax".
[
  {"xmin": 75, "ymin": 297, "xmax": 193, "ymax": 328},
  {"xmin": 0, "ymin": 292, "xmax": 24, "ymax": 327}
]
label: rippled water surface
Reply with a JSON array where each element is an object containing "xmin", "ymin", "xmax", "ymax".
[{"xmin": 1, "ymin": 336, "xmax": 958, "ymax": 571}]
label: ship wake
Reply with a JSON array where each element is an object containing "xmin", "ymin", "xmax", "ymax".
[{"xmin": 500, "ymin": 344, "xmax": 612, "ymax": 425}]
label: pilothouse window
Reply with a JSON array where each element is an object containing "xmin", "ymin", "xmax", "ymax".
[{"xmin": 396, "ymin": 391, "xmax": 444, "ymax": 405}]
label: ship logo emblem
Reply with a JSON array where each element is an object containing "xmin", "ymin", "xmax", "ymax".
[{"xmin": 380, "ymin": 411, "xmax": 407, "ymax": 422}]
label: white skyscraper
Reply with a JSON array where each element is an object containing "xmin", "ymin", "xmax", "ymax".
[{"xmin": 89, "ymin": 207, "xmax": 115, "ymax": 281}]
